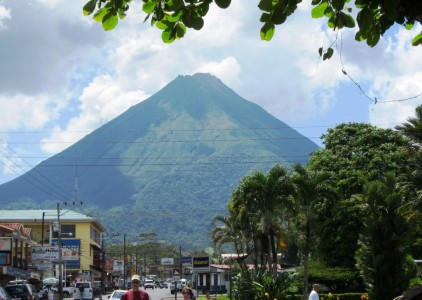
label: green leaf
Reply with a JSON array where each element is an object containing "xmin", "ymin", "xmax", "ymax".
[
  {"xmin": 142, "ymin": 2, "xmax": 155, "ymax": 14},
  {"xmin": 332, "ymin": 0, "xmax": 346, "ymax": 11},
  {"xmin": 411, "ymin": 33, "xmax": 422, "ymax": 46},
  {"xmin": 168, "ymin": 11, "xmax": 183, "ymax": 22},
  {"xmin": 258, "ymin": 0, "xmax": 273, "ymax": 12},
  {"xmin": 272, "ymin": 4, "xmax": 287, "ymax": 25},
  {"xmin": 318, "ymin": 47, "xmax": 323, "ymax": 56},
  {"xmin": 215, "ymin": 0, "xmax": 231, "ymax": 9},
  {"xmin": 356, "ymin": 7, "xmax": 373, "ymax": 39},
  {"xmin": 366, "ymin": 30, "xmax": 380, "ymax": 47},
  {"xmin": 191, "ymin": 17, "xmax": 204, "ymax": 30},
  {"xmin": 93, "ymin": 7, "xmax": 109, "ymax": 22},
  {"xmin": 355, "ymin": 0, "xmax": 368, "ymax": 8},
  {"xmin": 167, "ymin": 0, "xmax": 184, "ymax": 11},
  {"xmin": 260, "ymin": 21, "xmax": 275, "ymax": 41},
  {"xmin": 102, "ymin": 12, "xmax": 119, "ymax": 30},
  {"xmin": 322, "ymin": 47, "xmax": 334, "ymax": 60},
  {"xmin": 162, "ymin": 30, "xmax": 175, "ymax": 43},
  {"xmin": 355, "ymin": 30, "xmax": 365, "ymax": 41},
  {"xmin": 156, "ymin": 20, "xmax": 171, "ymax": 30},
  {"xmin": 327, "ymin": 15, "xmax": 336, "ymax": 28},
  {"xmin": 338, "ymin": 12, "xmax": 355, "ymax": 28},
  {"xmin": 383, "ymin": 0, "xmax": 399, "ymax": 21},
  {"xmin": 311, "ymin": 2, "xmax": 328, "ymax": 18},
  {"xmin": 82, "ymin": 0, "xmax": 97, "ymax": 16},
  {"xmin": 260, "ymin": 12, "xmax": 271, "ymax": 22},
  {"xmin": 405, "ymin": 22, "xmax": 414, "ymax": 30},
  {"xmin": 176, "ymin": 22, "xmax": 186, "ymax": 38}
]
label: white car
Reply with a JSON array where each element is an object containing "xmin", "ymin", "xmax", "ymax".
[
  {"xmin": 108, "ymin": 290, "xmax": 126, "ymax": 300},
  {"xmin": 143, "ymin": 280, "xmax": 155, "ymax": 290}
]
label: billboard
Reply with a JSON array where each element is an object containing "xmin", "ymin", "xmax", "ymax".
[
  {"xmin": 0, "ymin": 238, "xmax": 12, "ymax": 251},
  {"xmin": 0, "ymin": 238, "xmax": 12, "ymax": 266},
  {"xmin": 161, "ymin": 258, "xmax": 174, "ymax": 266},
  {"xmin": 192, "ymin": 256, "xmax": 210, "ymax": 272},
  {"xmin": 51, "ymin": 239, "xmax": 80, "ymax": 268},
  {"xmin": 31, "ymin": 246, "xmax": 59, "ymax": 260}
]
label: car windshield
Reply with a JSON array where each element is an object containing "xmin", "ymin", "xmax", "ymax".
[
  {"xmin": 111, "ymin": 291, "xmax": 125, "ymax": 299},
  {"xmin": 5, "ymin": 285, "xmax": 27, "ymax": 294}
]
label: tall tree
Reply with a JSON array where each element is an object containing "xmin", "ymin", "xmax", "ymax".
[
  {"xmin": 290, "ymin": 164, "xmax": 336, "ymax": 300},
  {"xmin": 308, "ymin": 122, "xmax": 409, "ymax": 268},
  {"xmin": 355, "ymin": 173, "xmax": 415, "ymax": 300},
  {"xmin": 396, "ymin": 104, "xmax": 422, "ymax": 206},
  {"xmin": 395, "ymin": 104, "xmax": 422, "ymax": 258},
  {"xmin": 229, "ymin": 164, "xmax": 294, "ymax": 273}
]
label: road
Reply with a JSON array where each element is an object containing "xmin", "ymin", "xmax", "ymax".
[{"xmin": 77, "ymin": 287, "xmax": 184, "ymax": 300}]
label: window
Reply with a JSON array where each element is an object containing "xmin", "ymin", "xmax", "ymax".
[{"xmin": 52, "ymin": 225, "xmax": 75, "ymax": 238}]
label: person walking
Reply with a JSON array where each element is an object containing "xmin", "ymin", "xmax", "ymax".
[
  {"xmin": 309, "ymin": 284, "xmax": 320, "ymax": 300},
  {"xmin": 121, "ymin": 275, "xmax": 150, "ymax": 300},
  {"xmin": 182, "ymin": 287, "xmax": 193, "ymax": 300}
]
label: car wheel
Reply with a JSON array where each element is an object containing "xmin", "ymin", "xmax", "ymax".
[{"xmin": 63, "ymin": 292, "xmax": 69, "ymax": 298}]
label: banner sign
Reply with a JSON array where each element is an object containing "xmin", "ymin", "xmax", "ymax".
[
  {"xmin": 51, "ymin": 239, "xmax": 80, "ymax": 268},
  {"xmin": 31, "ymin": 246, "xmax": 59, "ymax": 260},
  {"xmin": 161, "ymin": 258, "xmax": 174, "ymax": 266},
  {"xmin": 105, "ymin": 260, "xmax": 113, "ymax": 273},
  {"xmin": 181, "ymin": 256, "xmax": 192, "ymax": 264},
  {"xmin": 0, "ymin": 238, "xmax": 12, "ymax": 251},
  {"xmin": 0, "ymin": 238, "xmax": 12, "ymax": 266},
  {"xmin": 192, "ymin": 256, "xmax": 210, "ymax": 271},
  {"xmin": 113, "ymin": 260, "xmax": 124, "ymax": 272},
  {"xmin": 0, "ymin": 253, "xmax": 11, "ymax": 265}
]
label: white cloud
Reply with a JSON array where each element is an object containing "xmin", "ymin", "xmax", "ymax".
[
  {"xmin": 41, "ymin": 74, "xmax": 149, "ymax": 154},
  {"xmin": 0, "ymin": 94, "xmax": 56, "ymax": 130},
  {"xmin": 0, "ymin": 4, "xmax": 11, "ymax": 30},
  {"xmin": 192, "ymin": 57, "xmax": 242, "ymax": 88}
]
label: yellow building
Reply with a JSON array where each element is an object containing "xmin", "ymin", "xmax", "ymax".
[{"xmin": 0, "ymin": 209, "xmax": 106, "ymax": 284}]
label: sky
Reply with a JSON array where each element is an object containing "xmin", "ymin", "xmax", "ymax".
[{"xmin": 0, "ymin": 0, "xmax": 421, "ymax": 185}]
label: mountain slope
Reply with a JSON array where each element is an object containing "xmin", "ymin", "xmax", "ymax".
[{"xmin": 0, "ymin": 73, "xmax": 319, "ymax": 249}]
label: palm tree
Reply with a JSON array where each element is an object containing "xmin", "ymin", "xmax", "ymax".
[
  {"xmin": 395, "ymin": 105, "xmax": 422, "ymax": 148},
  {"xmin": 355, "ymin": 172, "xmax": 414, "ymax": 300},
  {"xmin": 290, "ymin": 163, "xmax": 336, "ymax": 300},
  {"xmin": 396, "ymin": 104, "xmax": 422, "ymax": 208},
  {"xmin": 230, "ymin": 164, "xmax": 294, "ymax": 273}
]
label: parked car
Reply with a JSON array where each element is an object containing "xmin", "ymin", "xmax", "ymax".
[
  {"xmin": 0, "ymin": 286, "xmax": 12, "ymax": 300},
  {"xmin": 107, "ymin": 290, "xmax": 126, "ymax": 300},
  {"xmin": 5, "ymin": 281, "xmax": 26, "ymax": 287},
  {"xmin": 5, "ymin": 284, "xmax": 39, "ymax": 300},
  {"xmin": 143, "ymin": 280, "xmax": 154, "ymax": 290},
  {"xmin": 73, "ymin": 282, "xmax": 93, "ymax": 300},
  {"xmin": 50, "ymin": 282, "xmax": 74, "ymax": 298}
]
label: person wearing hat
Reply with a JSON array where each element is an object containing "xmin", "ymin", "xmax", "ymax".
[{"xmin": 121, "ymin": 275, "xmax": 150, "ymax": 300}]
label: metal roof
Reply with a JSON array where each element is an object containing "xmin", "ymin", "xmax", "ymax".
[{"xmin": 0, "ymin": 209, "xmax": 105, "ymax": 231}]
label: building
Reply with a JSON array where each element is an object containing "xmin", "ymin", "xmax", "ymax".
[{"xmin": 0, "ymin": 209, "xmax": 106, "ymax": 285}]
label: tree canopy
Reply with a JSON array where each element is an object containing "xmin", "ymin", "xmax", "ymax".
[{"xmin": 83, "ymin": 0, "xmax": 422, "ymax": 51}]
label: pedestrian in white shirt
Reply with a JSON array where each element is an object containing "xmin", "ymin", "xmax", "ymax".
[{"xmin": 309, "ymin": 284, "xmax": 320, "ymax": 300}]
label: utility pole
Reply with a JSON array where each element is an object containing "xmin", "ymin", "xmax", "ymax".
[
  {"xmin": 123, "ymin": 234, "xmax": 126, "ymax": 288},
  {"xmin": 57, "ymin": 203, "xmax": 64, "ymax": 300}
]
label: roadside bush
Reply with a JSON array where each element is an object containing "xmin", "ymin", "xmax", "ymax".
[{"xmin": 231, "ymin": 268, "xmax": 292, "ymax": 300}]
